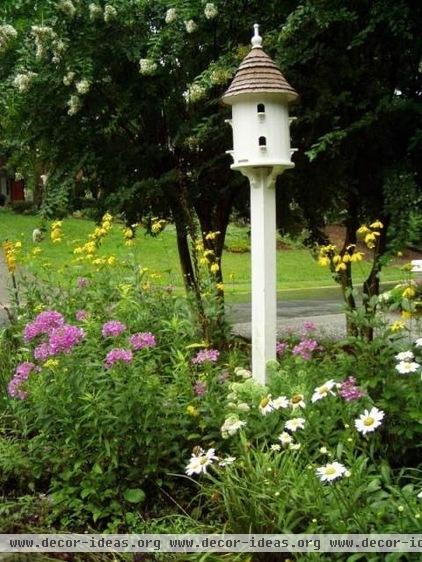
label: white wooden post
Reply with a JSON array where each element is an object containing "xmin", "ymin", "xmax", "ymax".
[
  {"xmin": 244, "ymin": 168, "xmax": 279, "ymax": 383},
  {"xmin": 221, "ymin": 24, "xmax": 298, "ymax": 384}
]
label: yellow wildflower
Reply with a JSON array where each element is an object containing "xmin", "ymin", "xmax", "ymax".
[
  {"xmin": 203, "ymin": 249, "xmax": 214, "ymax": 258},
  {"xmin": 205, "ymin": 231, "xmax": 221, "ymax": 241},
  {"xmin": 342, "ymin": 254, "xmax": 351, "ymax": 263},
  {"xmin": 350, "ymin": 252, "xmax": 364, "ymax": 263},
  {"xmin": 390, "ymin": 321, "xmax": 405, "ymax": 332},
  {"xmin": 14, "ymin": 241, "xmax": 22, "ymax": 249},
  {"xmin": 210, "ymin": 262, "xmax": 220, "ymax": 274},
  {"xmin": 186, "ymin": 405, "xmax": 199, "ymax": 417},
  {"xmin": 402, "ymin": 287, "xmax": 416, "ymax": 299},
  {"xmin": 216, "ymin": 283, "xmax": 224, "ymax": 291},
  {"xmin": 332, "ymin": 255, "xmax": 341, "ymax": 264},
  {"xmin": 107, "ymin": 256, "xmax": 116, "ymax": 266},
  {"xmin": 199, "ymin": 257, "xmax": 208, "ymax": 266},
  {"xmin": 357, "ymin": 225, "xmax": 370, "ymax": 236},
  {"xmin": 401, "ymin": 310, "xmax": 413, "ymax": 320},
  {"xmin": 2, "ymin": 241, "xmax": 17, "ymax": 273},
  {"xmin": 32, "ymin": 247, "xmax": 42, "ymax": 255},
  {"xmin": 43, "ymin": 359, "xmax": 59, "ymax": 369},
  {"xmin": 370, "ymin": 220, "xmax": 384, "ymax": 230},
  {"xmin": 318, "ymin": 256, "xmax": 330, "ymax": 267},
  {"xmin": 335, "ymin": 262, "xmax": 347, "ymax": 272},
  {"xmin": 364, "ymin": 233, "xmax": 377, "ymax": 248}
]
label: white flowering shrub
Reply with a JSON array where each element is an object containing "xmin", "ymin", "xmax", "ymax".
[
  {"xmin": 57, "ymin": 0, "xmax": 77, "ymax": 18},
  {"xmin": 89, "ymin": 3, "xmax": 103, "ymax": 20},
  {"xmin": 103, "ymin": 4, "xmax": 117, "ymax": 23},
  {"xmin": 204, "ymin": 3, "xmax": 218, "ymax": 20},
  {"xmin": 139, "ymin": 58, "xmax": 157, "ymax": 76},
  {"xmin": 0, "ymin": 24, "xmax": 18, "ymax": 53},
  {"xmin": 165, "ymin": 8, "xmax": 177, "ymax": 24},
  {"xmin": 75, "ymin": 79, "xmax": 91, "ymax": 95},
  {"xmin": 13, "ymin": 72, "xmax": 38, "ymax": 93},
  {"xmin": 184, "ymin": 19, "xmax": 197, "ymax": 34}
]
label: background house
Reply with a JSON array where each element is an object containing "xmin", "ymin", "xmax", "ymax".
[{"xmin": 0, "ymin": 158, "xmax": 25, "ymax": 205}]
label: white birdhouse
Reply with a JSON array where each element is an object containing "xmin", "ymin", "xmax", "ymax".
[{"xmin": 222, "ymin": 24, "xmax": 298, "ymax": 172}]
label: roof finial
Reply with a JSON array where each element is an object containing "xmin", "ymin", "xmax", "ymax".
[{"xmin": 251, "ymin": 23, "xmax": 263, "ymax": 48}]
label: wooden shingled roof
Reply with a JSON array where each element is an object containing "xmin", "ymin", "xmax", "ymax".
[{"xmin": 222, "ymin": 43, "xmax": 298, "ymax": 104}]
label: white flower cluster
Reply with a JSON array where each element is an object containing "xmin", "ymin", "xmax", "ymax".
[
  {"xmin": 63, "ymin": 71, "xmax": 75, "ymax": 86},
  {"xmin": 0, "ymin": 24, "xmax": 18, "ymax": 53},
  {"xmin": 220, "ymin": 415, "xmax": 246, "ymax": 439},
  {"xmin": 52, "ymin": 38, "xmax": 67, "ymax": 64},
  {"xmin": 31, "ymin": 25, "xmax": 56, "ymax": 60},
  {"xmin": 67, "ymin": 94, "xmax": 81, "ymax": 116},
  {"xmin": 89, "ymin": 3, "xmax": 103, "ymax": 20},
  {"xmin": 104, "ymin": 4, "xmax": 117, "ymax": 23},
  {"xmin": 185, "ymin": 83, "xmax": 205, "ymax": 104},
  {"xmin": 57, "ymin": 0, "xmax": 77, "ymax": 18},
  {"xmin": 204, "ymin": 3, "xmax": 218, "ymax": 20},
  {"xmin": 395, "ymin": 349, "xmax": 420, "ymax": 374},
  {"xmin": 139, "ymin": 58, "xmax": 157, "ymax": 76},
  {"xmin": 13, "ymin": 71, "xmax": 37, "ymax": 93},
  {"xmin": 165, "ymin": 8, "xmax": 177, "ymax": 24},
  {"xmin": 184, "ymin": 19, "xmax": 197, "ymax": 34},
  {"xmin": 76, "ymin": 79, "xmax": 91, "ymax": 95},
  {"xmin": 185, "ymin": 447, "xmax": 235, "ymax": 476}
]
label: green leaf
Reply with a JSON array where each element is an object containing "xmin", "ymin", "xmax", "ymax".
[{"xmin": 123, "ymin": 488, "xmax": 146, "ymax": 504}]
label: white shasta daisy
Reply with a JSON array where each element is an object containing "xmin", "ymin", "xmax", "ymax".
[
  {"xmin": 278, "ymin": 431, "xmax": 293, "ymax": 446},
  {"xmin": 272, "ymin": 395, "xmax": 289, "ymax": 410},
  {"xmin": 284, "ymin": 417, "xmax": 305, "ymax": 432},
  {"xmin": 354, "ymin": 407, "xmax": 384, "ymax": 435},
  {"xmin": 311, "ymin": 379, "xmax": 336, "ymax": 402},
  {"xmin": 290, "ymin": 393, "xmax": 306, "ymax": 409},
  {"xmin": 185, "ymin": 447, "xmax": 217, "ymax": 476},
  {"xmin": 259, "ymin": 395, "xmax": 274, "ymax": 415},
  {"xmin": 316, "ymin": 461, "xmax": 347, "ymax": 483},
  {"xmin": 396, "ymin": 361, "xmax": 420, "ymax": 374},
  {"xmin": 395, "ymin": 351, "xmax": 414, "ymax": 361}
]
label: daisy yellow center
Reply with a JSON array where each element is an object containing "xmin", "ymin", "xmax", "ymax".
[
  {"xmin": 319, "ymin": 386, "xmax": 328, "ymax": 394},
  {"xmin": 199, "ymin": 457, "xmax": 208, "ymax": 465},
  {"xmin": 325, "ymin": 467, "xmax": 336, "ymax": 475},
  {"xmin": 291, "ymin": 394, "xmax": 303, "ymax": 404},
  {"xmin": 364, "ymin": 417, "xmax": 374, "ymax": 426},
  {"xmin": 260, "ymin": 397, "xmax": 270, "ymax": 408}
]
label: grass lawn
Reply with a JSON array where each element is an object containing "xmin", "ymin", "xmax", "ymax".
[{"xmin": 0, "ymin": 208, "xmax": 406, "ymax": 302}]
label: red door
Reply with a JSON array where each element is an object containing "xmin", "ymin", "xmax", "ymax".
[{"xmin": 11, "ymin": 180, "xmax": 25, "ymax": 202}]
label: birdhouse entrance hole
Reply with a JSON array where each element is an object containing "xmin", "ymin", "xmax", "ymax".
[
  {"xmin": 259, "ymin": 136, "xmax": 267, "ymax": 148},
  {"xmin": 257, "ymin": 103, "xmax": 265, "ymax": 113}
]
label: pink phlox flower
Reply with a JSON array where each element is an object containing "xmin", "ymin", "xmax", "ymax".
[
  {"xmin": 8, "ymin": 361, "xmax": 39, "ymax": 400},
  {"xmin": 192, "ymin": 348, "xmax": 220, "ymax": 365},
  {"xmin": 24, "ymin": 310, "xmax": 64, "ymax": 341},
  {"xmin": 76, "ymin": 310, "xmax": 90, "ymax": 321},
  {"xmin": 292, "ymin": 338, "xmax": 320, "ymax": 361},
  {"xmin": 194, "ymin": 380, "xmax": 207, "ymax": 396},
  {"xmin": 77, "ymin": 277, "xmax": 89, "ymax": 288},
  {"xmin": 276, "ymin": 341, "xmax": 288, "ymax": 355},
  {"xmin": 102, "ymin": 320, "xmax": 126, "ymax": 338},
  {"xmin": 104, "ymin": 348, "xmax": 133, "ymax": 369},
  {"xmin": 49, "ymin": 324, "xmax": 85, "ymax": 355},
  {"xmin": 129, "ymin": 332, "xmax": 156, "ymax": 350},
  {"xmin": 339, "ymin": 376, "xmax": 366, "ymax": 401}
]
